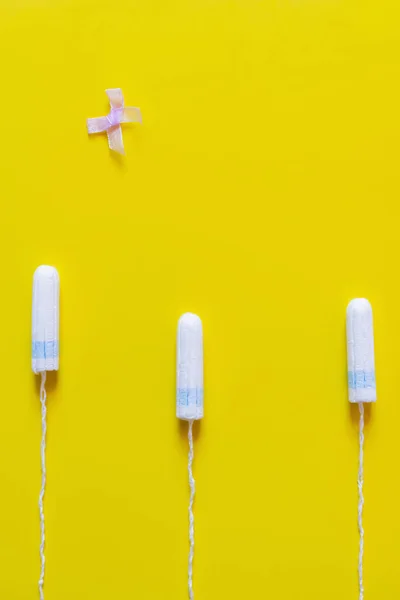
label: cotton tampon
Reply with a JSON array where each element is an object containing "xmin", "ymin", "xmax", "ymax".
[
  {"xmin": 32, "ymin": 266, "xmax": 60, "ymax": 374},
  {"xmin": 32, "ymin": 265, "xmax": 60, "ymax": 600},
  {"xmin": 346, "ymin": 298, "xmax": 376, "ymax": 600},
  {"xmin": 177, "ymin": 312, "xmax": 204, "ymax": 421},
  {"xmin": 177, "ymin": 313, "xmax": 203, "ymax": 600},
  {"xmin": 346, "ymin": 298, "xmax": 376, "ymax": 404}
]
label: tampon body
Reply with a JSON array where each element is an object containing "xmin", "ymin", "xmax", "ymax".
[
  {"xmin": 32, "ymin": 266, "xmax": 60, "ymax": 374},
  {"xmin": 177, "ymin": 313, "xmax": 204, "ymax": 420},
  {"xmin": 346, "ymin": 298, "xmax": 376, "ymax": 403}
]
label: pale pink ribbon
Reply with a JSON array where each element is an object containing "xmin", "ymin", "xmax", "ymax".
[{"xmin": 87, "ymin": 88, "xmax": 142, "ymax": 155}]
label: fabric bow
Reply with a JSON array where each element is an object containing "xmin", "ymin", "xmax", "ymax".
[{"xmin": 87, "ymin": 88, "xmax": 142, "ymax": 155}]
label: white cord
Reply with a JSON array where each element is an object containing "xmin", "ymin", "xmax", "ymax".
[
  {"xmin": 188, "ymin": 420, "xmax": 195, "ymax": 600},
  {"xmin": 39, "ymin": 371, "xmax": 47, "ymax": 600},
  {"xmin": 358, "ymin": 402, "xmax": 365, "ymax": 600}
]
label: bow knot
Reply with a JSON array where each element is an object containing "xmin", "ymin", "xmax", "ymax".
[{"xmin": 107, "ymin": 107, "xmax": 124, "ymax": 126}]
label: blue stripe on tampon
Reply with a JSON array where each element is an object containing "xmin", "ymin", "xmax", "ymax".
[
  {"xmin": 177, "ymin": 388, "xmax": 204, "ymax": 406},
  {"xmin": 348, "ymin": 371, "xmax": 376, "ymax": 389},
  {"xmin": 32, "ymin": 341, "xmax": 59, "ymax": 359}
]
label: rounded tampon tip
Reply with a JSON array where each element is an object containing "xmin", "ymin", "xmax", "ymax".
[
  {"xmin": 32, "ymin": 266, "xmax": 60, "ymax": 374},
  {"xmin": 177, "ymin": 313, "xmax": 204, "ymax": 421},
  {"xmin": 178, "ymin": 312, "xmax": 202, "ymax": 329},
  {"xmin": 346, "ymin": 297, "xmax": 372, "ymax": 317},
  {"xmin": 34, "ymin": 265, "xmax": 58, "ymax": 278},
  {"xmin": 346, "ymin": 298, "xmax": 376, "ymax": 403}
]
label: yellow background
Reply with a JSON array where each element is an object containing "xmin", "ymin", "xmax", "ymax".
[{"xmin": 0, "ymin": 0, "xmax": 398, "ymax": 598}]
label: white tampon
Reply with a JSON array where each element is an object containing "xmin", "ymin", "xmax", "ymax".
[
  {"xmin": 176, "ymin": 313, "xmax": 203, "ymax": 600},
  {"xmin": 177, "ymin": 313, "xmax": 204, "ymax": 421},
  {"xmin": 32, "ymin": 265, "xmax": 60, "ymax": 600},
  {"xmin": 32, "ymin": 265, "xmax": 60, "ymax": 374},
  {"xmin": 346, "ymin": 298, "xmax": 376, "ymax": 404},
  {"xmin": 346, "ymin": 298, "xmax": 376, "ymax": 600}
]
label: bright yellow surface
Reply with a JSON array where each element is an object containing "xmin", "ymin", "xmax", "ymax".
[{"xmin": 0, "ymin": 0, "xmax": 399, "ymax": 598}]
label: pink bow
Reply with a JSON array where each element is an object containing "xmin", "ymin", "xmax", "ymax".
[{"xmin": 87, "ymin": 88, "xmax": 142, "ymax": 155}]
